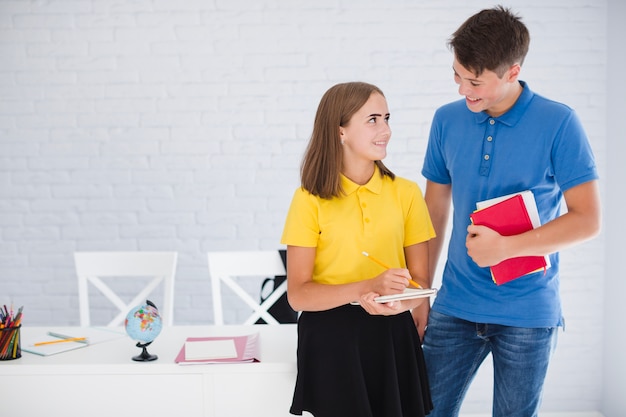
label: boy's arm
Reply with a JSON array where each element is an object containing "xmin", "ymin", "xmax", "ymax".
[
  {"xmin": 466, "ymin": 180, "xmax": 601, "ymax": 267},
  {"xmin": 412, "ymin": 180, "xmax": 451, "ymax": 337},
  {"xmin": 423, "ymin": 180, "xmax": 453, "ymax": 287}
]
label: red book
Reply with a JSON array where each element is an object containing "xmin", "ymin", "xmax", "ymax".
[{"xmin": 470, "ymin": 191, "xmax": 549, "ymax": 285}]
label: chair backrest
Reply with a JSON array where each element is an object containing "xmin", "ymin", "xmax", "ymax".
[
  {"xmin": 74, "ymin": 251, "xmax": 178, "ymax": 327},
  {"xmin": 207, "ymin": 250, "xmax": 287, "ymax": 325}
]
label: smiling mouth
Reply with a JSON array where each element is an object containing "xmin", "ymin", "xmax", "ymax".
[{"xmin": 467, "ymin": 96, "xmax": 481, "ymax": 102}]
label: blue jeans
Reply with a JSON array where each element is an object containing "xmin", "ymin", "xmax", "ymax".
[{"xmin": 422, "ymin": 310, "xmax": 558, "ymax": 417}]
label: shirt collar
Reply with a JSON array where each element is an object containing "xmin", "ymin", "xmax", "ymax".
[
  {"xmin": 340, "ymin": 165, "xmax": 384, "ymax": 195},
  {"xmin": 474, "ymin": 80, "xmax": 533, "ymax": 127}
]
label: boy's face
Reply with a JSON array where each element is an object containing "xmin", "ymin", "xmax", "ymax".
[{"xmin": 452, "ymin": 58, "xmax": 521, "ymax": 117}]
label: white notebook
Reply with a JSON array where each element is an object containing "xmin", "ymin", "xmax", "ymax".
[
  {"xmin": 184, "ymin": 339, "xmax": 238, "ymax": 361},
  {"xmin": 351, "ymin": 288, "xmax": 437, "ymax": 305},
  {"xmin": 375, "ymin": 288, "xmax": 437, "ymax": 303},
  {"xmin": 21, "ymin": 327, "xmax": 126, "ymax": 356}
]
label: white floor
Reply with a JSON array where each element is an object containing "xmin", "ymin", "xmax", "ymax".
[
  {"xmin": 461, "ymin": 413, "xmax": 604, "ymax": 417},
  {"xmin": 303, "ymin": 411, "xmax": 604, "ymax": 417}
]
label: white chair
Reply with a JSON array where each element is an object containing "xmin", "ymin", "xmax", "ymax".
[
  {"xmin": 208, "ymin": 250, "xmax": 287, "ymax": 325},
  {"xmin": 74, "ymin": 251, "xmax": 178, "ymax": 327}
]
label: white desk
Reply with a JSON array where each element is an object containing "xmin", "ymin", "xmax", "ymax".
[{"xmin": 0, "ymin": 325, "xmax": 298, "ymax": 417}]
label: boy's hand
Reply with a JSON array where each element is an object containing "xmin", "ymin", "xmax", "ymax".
[{"xmin": 466, "ymin": 224, "xmax": 508, "ymax": 267}]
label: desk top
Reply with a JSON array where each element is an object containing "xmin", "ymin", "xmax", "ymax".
[{"xmin": 1, "ymin": 325, "xmax": 297, "ymax": 375}]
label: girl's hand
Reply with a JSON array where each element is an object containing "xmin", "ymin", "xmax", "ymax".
[
  {"xmin": 358, "ymin": 291, "xmax": 404, "ymax": 315},
  {"xmin": 371, "ymin": 268, "xmax": 411, "ymax": 295}
]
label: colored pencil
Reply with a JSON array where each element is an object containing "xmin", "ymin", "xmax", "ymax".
[{"xmin": 34, "ymin": 337, "xmax": 87, "ymax": 346}]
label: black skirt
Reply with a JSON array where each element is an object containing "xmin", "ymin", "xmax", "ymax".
[{"xmin": 290, "ymin": 304, "xmax": 432, "ymax": 417}]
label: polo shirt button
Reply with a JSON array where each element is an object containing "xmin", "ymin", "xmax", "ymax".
[
  {"xmin": 489, "ymin": 119, "xmax": 495, "ymax": 125},
  {"xmin": 487, "ymin": 136, "xmax": 493, "ymax": 142},
  {"xmin": 364, "ymin": 218, "xmax": 370, "ymax": 223},
  {"xmin": 484, "ymin": 154, "xmax": 490, "ymax": 160}
]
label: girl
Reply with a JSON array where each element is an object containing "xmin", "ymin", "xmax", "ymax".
[{"xmin": 282, "ymin": 81, "xmax": 434, "ymax": 417}]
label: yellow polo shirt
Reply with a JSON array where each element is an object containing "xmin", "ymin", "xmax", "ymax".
[{"xmin": 281, "ymin": 168, "xmax": 435, "ymax": 285}]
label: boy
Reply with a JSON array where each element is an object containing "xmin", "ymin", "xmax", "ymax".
[{"xmin": 417, "ymin": 5, "xmax": 601, "ymax": 417}]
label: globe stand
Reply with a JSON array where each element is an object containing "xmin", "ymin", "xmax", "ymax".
[{"xmin": 132, "ymin": 341, "xmax": 158, "ymax": 362}]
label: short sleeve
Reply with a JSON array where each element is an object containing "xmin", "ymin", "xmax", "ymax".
[{"xmin": 281, "ymin": 187, "xmax": 320, "ymax": 247}]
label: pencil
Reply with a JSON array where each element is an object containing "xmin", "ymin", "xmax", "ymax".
[
  {"xmin": 34, "ymin": 337, "xmax": 87, "ymax": 346},
  {"xmin": 362, "ymin": 251, "xmax": 422, "ymax": 289}
]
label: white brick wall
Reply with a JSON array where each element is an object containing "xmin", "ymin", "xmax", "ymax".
[{"xmin": 0, "ymin": 0, "xmax": 613, "ymax": 414}]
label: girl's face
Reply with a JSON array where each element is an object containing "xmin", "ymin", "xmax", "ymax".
[
  {"xmin": 339, "ymin": 92, "xmax": 391, "ymax": 164},
  {"xmin": 452, "ymin": 58, "xmax": 521, "ymax": 117}
]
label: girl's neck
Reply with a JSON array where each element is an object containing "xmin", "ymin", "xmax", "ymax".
[{"xmin": 342, "ymin": 163, "xmax": 375, "ymax": 186}]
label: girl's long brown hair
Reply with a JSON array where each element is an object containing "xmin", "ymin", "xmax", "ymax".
[{"xmin": 300, "ymin": 82, "xmax": 394, "ymax": 199}]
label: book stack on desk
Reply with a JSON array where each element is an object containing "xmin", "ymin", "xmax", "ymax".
[{"xmin": 175, "ymin": 332, "xmax": 260, "ymax": 365}]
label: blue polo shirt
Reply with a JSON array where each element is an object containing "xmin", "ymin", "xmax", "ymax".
[{"xmin": 422, "ymin": 81, "xmax": 598, "ymax": 327}]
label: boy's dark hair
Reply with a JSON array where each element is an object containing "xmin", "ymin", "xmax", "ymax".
[{"xmin": 448, "ymin": 5, "xmax": 530, "ymax": 77}]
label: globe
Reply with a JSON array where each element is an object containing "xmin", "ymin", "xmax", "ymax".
[{"xmin": 124, "ymin": 300, "xmax": 162, "ymax": 361}]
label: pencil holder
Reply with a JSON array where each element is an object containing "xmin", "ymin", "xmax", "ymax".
[{"xmin": 0, "ymin": 325, "xmax": 21, "ymax": 360}]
